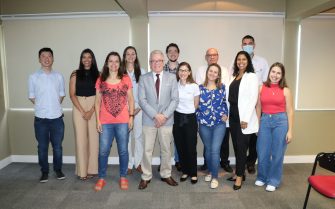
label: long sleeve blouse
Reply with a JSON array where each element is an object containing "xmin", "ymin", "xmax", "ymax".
[{"xmin": 197, "ymin": 84, "xmax": 228, "ymax": 127}]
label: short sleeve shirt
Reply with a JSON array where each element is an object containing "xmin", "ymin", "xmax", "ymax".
[
  {"xmin": 176, "ymin": 82, "xmax": 200, "ymax": 114},
  {"xmin": 95, "ymin": 75, "xmax": 132, "ymax": 124},
  {"xmin": 28, "ymin": 69, "xmax": 65, "ymax": 119}
]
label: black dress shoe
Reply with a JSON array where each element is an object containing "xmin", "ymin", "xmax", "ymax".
[
  {"xmin": 233, "ymin": 184, "xmax": 242, "ymax": 190},
  {"xmin": 200, "ymin": 164, "xmax": 207, "ymax": 171},
  {"xmin": 190, "ymin": 176, "xmax": 198, "ymax": 184},
  {"xmin": 180, "ymin": 174, "xmax": 188, "ymax": 182},
  {"xmin": 175, "ymin": 162, "xmax": 182, "ymax": 172},
  {"xmin": 227, "ymin": 175, "xmax": 246, "ymax": 182},
  {"xmin": 221, "ymin": 164, "xmax": 233, "ymax": 173},
  {"xmin": 247, "ymin": 165, "xmax": 256, "ymax": 174},
  {"xmin": 161, "ymin": 177, "xmax": 178, "ymax": 186},
  {"xmin": 138, "ymin": 179, "xmax": 151, "ymax": 190}
]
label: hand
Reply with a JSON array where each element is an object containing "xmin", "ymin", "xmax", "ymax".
[
  {"xmin": 221, "ymin": 114, "xmax": 228, "ymax": 122},
  {"xmin": 154, "ymin": 114, "xmax": 167, "ymax": 128},
  {"xmin": 240, "ymin": 121, "xmax": 248, "ymax": 129},
  {"xmin": 286, "ymin": 131, "xmax": 293, "ymax": 144},
  {"xmin": 83, "ymin": 109, "xmax": 94, "ymax": 120},
  {"xmin": 96, "ymin": 122, "xmax": 102, "ymax": 133},
  {"xmin": 128, "ymin": 117, "xmax": 134, "ymax": 130}
]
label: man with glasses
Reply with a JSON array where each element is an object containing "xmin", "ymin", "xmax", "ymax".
[
  {"xmin": 138, "ymin": 50, "xmax": 179, "ymax": 190},
  {"xmin": 195, "ymin": 48, "xmax": 232, "ymax": 173}
]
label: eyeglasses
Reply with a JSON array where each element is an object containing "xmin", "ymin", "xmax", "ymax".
[
  {"xmin": 150, "ymin": 60, "xmax": 163, "ymax": 64},
  {"xmin": 206, "ymin": 54, "xmax": 218, "ymax": 57}
]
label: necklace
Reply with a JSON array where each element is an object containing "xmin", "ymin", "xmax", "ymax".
[{"xmin": 270, "ymin": 85, "xmax": 279, "ymax": 95}]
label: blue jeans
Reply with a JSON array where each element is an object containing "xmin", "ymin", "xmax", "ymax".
[
  {"xmin": 99, "ymin": 123, "xmax": 129, "ymax": 178},
  {"xmin": 34, "ymin": 116, "xmax": 64, "ymax": 173},
  {"xmin": 199, "ymin": 123, "xmax": 226, "ymax": 178},
  {"xmin": 256, "ymin": 113, "xmax": 288, "ymax": 187}
]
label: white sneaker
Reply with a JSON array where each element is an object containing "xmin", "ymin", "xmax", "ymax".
[
  {"xmin": 255, "ymin": 180, "xmax": 265, "ymax": 187},
  {"xmin": 266, "ymin": 185, "xmax": 276, "ymax": 192},
  {"xmin": 204, "ymin": 174, "xmax": 212, "ymax": 182},
  {"xmin": 210, "ymin": 178, "xmax": 219, "ymax": 189}
]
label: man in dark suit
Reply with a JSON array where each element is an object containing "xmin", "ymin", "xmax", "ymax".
[{"xmin": 138, "ymin": 50, "xmax": 179, "ymax": 190}]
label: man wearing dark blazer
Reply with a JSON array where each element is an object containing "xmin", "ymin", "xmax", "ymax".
[{"xmin": 138, "ymin": 50, "xmax": 179, "ymax": 190}]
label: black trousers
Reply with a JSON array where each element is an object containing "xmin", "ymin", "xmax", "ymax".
[
  {"xmin": 172, "ymin": 111, "xmax": 198, "ymax": 177},
  {"xmin": 220, "ymin": 128, "xmax": 230, "ymax": 165},
  {"xmin": 247, "ymin": 133, "xmax": 257, "ymax": 166},
  {"xmin": 230, "ymin": 122, "xmax": 251, "ymax": 177}
]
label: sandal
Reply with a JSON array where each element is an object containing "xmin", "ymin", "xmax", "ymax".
[
  {"xmin": 119, "ymin": 177, "xmax": 129, "ymax": 190},
  {"xmin": 79, "ymin": 176, "xmax": 88, "ymax": 181},
  {"xmin": 94, "ymin": 179, "xmax": 106, "ymax": 191},
  {"xmin": 87, "ymin": 174, "xmax": 97, "ymax": 179}
]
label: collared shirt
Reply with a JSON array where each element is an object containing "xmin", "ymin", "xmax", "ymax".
[
  {"xmin": 127, "ymin": 68, "xmax": 145, "ymax": 108},
  {"xmin": 152, "ymin": 70, "xmax": 164, "ymax": 101},
  {"xmin": 163, "ymin": 61, "xmax": 179, "ymax": 74},
  {"xmin": 28, "ymin": 69, "xmax": 65, "ymax": 119},
  {"xmin": 252, "ymin": 55, "xmax": 269, "ymax": 85}
]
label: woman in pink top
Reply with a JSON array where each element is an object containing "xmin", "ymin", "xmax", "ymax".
[
  {"xmin": 94, "ymin": 52, "xmax": 134, "ymax": 191},
  {"xmin": 255, "ymin": 62, "xmax": 294, "ymax": 192}
]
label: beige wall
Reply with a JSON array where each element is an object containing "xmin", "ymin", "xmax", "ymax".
[
  {"xmin": 0, "ymin": 0, "xmax": 335, "ymax": 162},
  {"xmin": 0, "ymin": 24, "xmax": 10, "ymax": 161}
]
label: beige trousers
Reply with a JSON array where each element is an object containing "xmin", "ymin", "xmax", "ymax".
[
  {"xmin": 141, "ymin": 125, "xmax": 173, "ymax": 180},
  {"xmin": 73, "ymin": 96, "xmax": 99, "ymax": 177}
]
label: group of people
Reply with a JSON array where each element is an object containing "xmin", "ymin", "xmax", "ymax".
[{"xmin": 28, "ymin": 34, "xmax": 294, "ymax": 193}]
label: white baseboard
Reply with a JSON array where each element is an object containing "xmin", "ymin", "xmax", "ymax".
[
  {"xmin": 0, "ymin": 156, "xmax": 11, "ymax": 170},
  {"xmin": 0, "ymin": 155, "xmax": 316, "ymax": 170}
]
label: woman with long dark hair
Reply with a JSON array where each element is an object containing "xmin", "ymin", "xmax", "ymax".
[
  {"xmin": 69, "ymin": 48, "xmax": 100, "ymax": 180},
  {"xmin": 173, "ymin": 62, "xmax": 199, "ymax": 184},
  {"xmin": 94, "ymin": 52, "xmax": 134, "ymax": 191},
  {"xmin": 121, "ymin": 46, "xmax": 145, "ymax": 174},
  {"xmin": 227, "ymin": 51, "xmax": 259, "ymax": 190}
]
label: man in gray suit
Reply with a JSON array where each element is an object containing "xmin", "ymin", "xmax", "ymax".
[{"xmin": 138, "ymin": 50, "xmax": 179, "ymax": 190}]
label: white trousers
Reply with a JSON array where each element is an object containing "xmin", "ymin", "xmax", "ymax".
[{"xmin": 128, "ymin": 110, "xmax": 143, "ymax": 169}]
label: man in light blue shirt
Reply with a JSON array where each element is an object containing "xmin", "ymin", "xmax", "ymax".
[{"xmin": 28, "ymin": 47, "xmax": 66, "ymax": 183}]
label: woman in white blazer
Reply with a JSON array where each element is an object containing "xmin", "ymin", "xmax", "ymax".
[{"xmin": 227, "ymin": 51, "xmax": 259, "ymax": 190}]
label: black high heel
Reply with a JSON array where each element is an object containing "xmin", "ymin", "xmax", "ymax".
[
  {"xmin": 190, "ymin": 176, "xmax": 198, "ymax": 184},
  {"xmin": 180, "ymin": 174, "xmax": 188, "ymax": 182},
  {"xmin": 233, "ymin": 184, "xmax": 242, "ymax": 190},
  {"xmin": 227, "ymin": 174, "xmax": 246, "ymax": 182}
]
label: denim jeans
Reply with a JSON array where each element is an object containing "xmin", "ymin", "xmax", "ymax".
[
  {"xmin": 199, "ymin": 123, "xmax": 226, "ymax": 178},
  {"xmin": 99, "ymin": 123, "xmax": 129, "ymax": 178},
  {"xmin": 34, "ymin": 116, "xmax": 64, "ymax": 173},
  {"xmin": 256, "ymin": 113, "xmax": 288, "ymax": 187}
]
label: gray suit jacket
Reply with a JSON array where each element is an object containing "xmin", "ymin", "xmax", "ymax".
[{"xmin": 139, "ymin": 71, "xmax": 179, "ymax": 126}]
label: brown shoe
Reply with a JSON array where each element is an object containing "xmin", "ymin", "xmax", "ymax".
[
  {"xmin": 138, "ymin": 179, "xmax": 151, "ymax": 190},
  {"xmin": 161, "ymin": 177, "xmax": 178, "ymax": 186},
  {"xmin": 127, "ymin": 168, "xmax": 133, "ymax": 175},
  {"xmin": 136, "ymin": 165, "xmax": 143, "ymax": 173}
]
